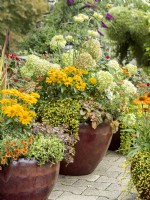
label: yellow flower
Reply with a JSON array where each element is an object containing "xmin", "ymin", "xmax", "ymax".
[
  {"xmin": 1, "ymin": 89, "xmax": 20, "ymax": 96},
  {"xmin": 133, "ymin": 96, "xmax": 148, "ymax": 104},
  {"xmin": 19, "ymin": 111, "xmax": 33, "ymax": 125},
  {"xmin": 20, "ymin": 94, "xmax": 38, "ymax": 104},
  {"xmin": 31, "ymin": 92, "xmax": 40, "ymax": 99},
  {"xmin": 0, "ymin": 99, "xmax": 17, "ymax": 105},
  {"xmin": 64, "ymin": 77, "xmax": 73, "ymax": 86},
  {"xmin": 89, "ymin": 77, "xmax": 97, "ymax": 85},
  {"xmin": 75, "ymin": 82, "xmax": 86, "ymax": 90},
  {"xmin": 73, "ymin": 75, "xmax": 82, "ymax": 82},
  {"xmin": 64, "ymin": 66, "xmax": 77, "ymax": 74},
  {"xmin": 2, "ymin": 105, "xmax": 17, "ymax": 118}
]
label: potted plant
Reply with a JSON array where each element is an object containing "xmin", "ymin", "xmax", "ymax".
[
  {"xmin": 0, "ymin": 88, "xmax": 64, "ymax": 200},
  {"xmin": 16, "ymin": 9, "xmax": 139, "ymax": 175},
  {"xmin": 125, "ymin": 92, "xmax": 150, "ymax": 200}
]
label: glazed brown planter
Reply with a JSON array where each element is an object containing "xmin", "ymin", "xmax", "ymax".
[
  {"xmin": 60, "ymin": 122, "xmax": 112, "ymax": 175},
  {"xmin": 109, "ymin": 128, "xmax": 121, "ymax": 151},
  {"xmin": 0, "ymin": 159, "xmax": 60, "ymax": 200}
]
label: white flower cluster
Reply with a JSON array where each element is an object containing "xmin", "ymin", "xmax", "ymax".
[
  {"xmin": 50, "ymin": 35, "xmax": 66, "ymax": 50},
  {"xmin": 107, "ymin": 60, "xmax": 122, "ymax": 72},
  {"xmin": 96, "ymin": 70, "xmax": 114, "ymax": 92},
  {"xmin": 20, "ymin": 55, "xmax": 60, "ymax": 78},
  {"xmin": 120, "ymin": 113, "xmax": 136, "ymax": 128},
  {"xmin": 125, "ymin": 64, "xmax": 137, "ymax": 75},
  {"xmin": 65, "ymin": 35, "xmax": 73, "ymax": 42},
  {"xmin": 74, "ymin": 52, "xmax": 96, "ymax": 69},
  {"xmin": 73, "ymin": 13, "xmax": 89, "ymax": 23},
  {"xmin": 87, "ymin": 30, "xmax": 99, "ymax": 37},
  {"xmin": 82, "ymin": 39, "xmax": 102, "ymax": 61},
  {"xmin": 62, "ymin": 49, "xmax": 76, "ymax": 66},
  {"xmin": 93, "ymin": 12, "xmax": 103, "ymax": 20},
  {"xmin": 122, "ymin": 80, "xmax": 137, "ymax": 96}
]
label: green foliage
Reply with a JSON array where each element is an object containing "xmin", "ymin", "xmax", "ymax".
[
  {"xmin": 130, "ymin": 151, "xmax": 150, "ymax": 200},
  {"xmin": 0, "ymin": 0, "xmax": 48, "ymax": 45},
  {"xmin": 106, "ymin": 6, "xmax": 150, "ymax": 65},
  {"xmin": 37, "ymin": 98, "xmax": 81, "ymax": 163},
  {"xmin": 38, "ymin": 98, "xmax": 81, "ymax": 138},
  {"xmin": 27, "ymin": 133, "xmax": 64, "ymax": 166}
]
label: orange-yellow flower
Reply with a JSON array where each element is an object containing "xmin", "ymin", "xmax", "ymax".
[
  {"xmin": 89, "ymin": 77, "xmax": 97, "ymax": 85},
  {"xmin": 133, "ymin": 96, "xmax": 148, "ymax": 104},
  {"xmin": 6, "ymin": 152, "xmax": 12, "ymax": 158}
]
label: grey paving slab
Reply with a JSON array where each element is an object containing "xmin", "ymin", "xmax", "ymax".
[
  {"xmin": 48, "ymin": 151, "xmax": 138, "ymax": 200},
  {"xmin": 55, "ymin": 192, "xmax": 99, "ymax": 200}
]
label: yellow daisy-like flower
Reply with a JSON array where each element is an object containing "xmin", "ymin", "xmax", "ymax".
[
  {"xmin": 73, "ymin": 75, "xmax": 82, "ymax": 82},
  {"xmin": 75, "ymin": 82, "xmax": 86, "ymax": 90},
  {"xmin": 64, "ymin": 66, "xmax": 77, "ymax": 74},
  {"xmin": 20, "ymin": 94, "xmax": 38, "ymax": 104},
  {"xmin": 31, "ymin": 92, "xmax": 40, "ymax": 99},
  {"xmin": 89, "ymin": 77, "xmax": 97, "ymax": 85},
  {"xmin": 19, "ymin": 111, "xmax": 33, "ymax": 125},
  {"xmin": 0, "ymin": 99, "xmax": 17, "ymax": 105},
  {"xmin": 2, "ymin": 105, "xmax": 17, "ymax": 118},
  {"xmin": 133, "ymin": 96, "xmax": 148, "ymax": 104},
  {"xmin": 1, "ymin": 89, "xmax": 20, "ymax": 96},
  {"xmin": 64, "ymin": 77, "xmax": 73, "ymax": 86}
]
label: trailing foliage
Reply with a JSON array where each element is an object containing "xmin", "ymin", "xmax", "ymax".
[{"xmin": 106, "ymin": 6, "xmax": 150, "ymax": 65}]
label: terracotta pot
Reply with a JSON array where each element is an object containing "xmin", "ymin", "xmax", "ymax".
[
  {"xmin": 0, "ymin": 159, "xmax": 60, "ymax": 200},
  {"xmin": 108, "ymin": 128, "xmax": 121, "ymax": 151},
  {"xmin": 60, "ymin": 122, "xmax": 112, "ymax": 175}
]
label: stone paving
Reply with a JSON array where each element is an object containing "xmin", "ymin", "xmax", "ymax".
[{"xmin": 48, "ymin": 151, "xmax": 138, "ymax": 200}]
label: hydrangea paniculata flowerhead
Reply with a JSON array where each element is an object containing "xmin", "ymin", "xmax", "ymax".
[
  {"xmin": 107, "ymin": 60, "xmax": 122, "ymax": 72},
  {"xmin": 93, "ymin": 12, "xmax": 103, "ymax": 20},
  {"xmin": 73, "ymin": 13, "xmax": 89, "ymax": 23},
  {"xmin": 82, "ymin": 39, "xmax": 102, "ymax": 61},
  {"xmin": 122, "ymin": 80, "xmax": 137, "ymax": 96},
  {"xmin": 74, "ymin": 52, "xmax": 96, "ymax": 69},
  {"xmin": 120, "ymin": 113, "xmax": 136, "ymax": 128},
  {"xmin": 20, "ymin": 55, "xmax": 51, "ymax": 78},
  {"xmin": 50, "ymin": 35, "xmax": 66, "ymax": 50},
  {"xmin": 125, "ymin": 64, "xmax": 137, "ymax": 75},
  {"xmin": 87, "ymin": 30, "xmax": 99, "ymax": 37},
  {"xmin": 96, "ymin": 70, "xmax": 114, "ymax": 92},
  {"xmin": 62, "ymin": 49, "xmax": 76, "ymax": 66},
  {"xmin": 65, "ymin": 35, "xmax": 73, "ymax": 42}
]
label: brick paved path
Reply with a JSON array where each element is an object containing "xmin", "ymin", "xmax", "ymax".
[{"xmin": 48, "ymin": 151, "xmax": 138, "ymax": 200}]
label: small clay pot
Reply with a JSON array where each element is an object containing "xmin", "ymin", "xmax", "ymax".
[
  {"xmin": 0, "ymin": 159, "xmax": 60, "ymax": 200},
  {"xmin": 60, "ymin": 122, "xmax": 112, "ymax": 175}
]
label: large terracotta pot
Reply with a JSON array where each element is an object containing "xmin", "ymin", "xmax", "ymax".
[
  {"xmin": 0, "ymin": 159, "xmax": 60, "ymax": 200},
  {"xmin": 60, "ymin": 122, "xmax": 112, "ymax": 175}
]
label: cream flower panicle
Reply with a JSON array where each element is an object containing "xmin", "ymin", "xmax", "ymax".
[
  {"xmin": 120, "ymin": 113, "xmax": 136, "ymax": 128},
  {"xmin": 73, "ymin": 13, "xmax": 89, "ymax": 23},
  {"xmin": 87, "ymin": 30, "xmax": 99, "ymax": 37},
  {"xmin": 125, "ymin": 64, "xmax": 137, "ymax": 75},
  {"xmin": 82, "ymin": 39, "xmax": 102, "ymax": 61},
  {"xmin": 74, "ymin": 52, "xmax": 96, "ymax": 69},
  {"xmin": 96, "ymin": 70, "xmax": 114, "ymax": 92},
  {"xmin": 50, "ymin": 35, "xmax": 66, "ymax": 50},
  {"xmin": 122, "ymin": 80, "xmax": 137, "ymax": 96},
  {"xmin": 93, "ymin": 12, "xmax": 103, "ymax": 20}
]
